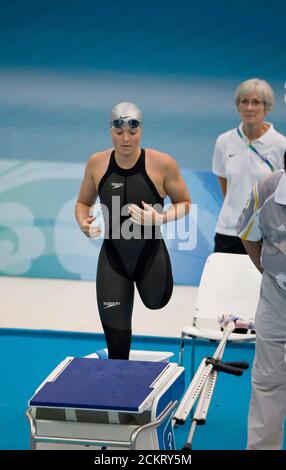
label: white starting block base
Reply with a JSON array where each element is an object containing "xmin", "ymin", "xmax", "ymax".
[
  {"xmin": 85, "ymin": 349, "xmax": 174, "ymax": 362},
  {"xmin": 27, "ymin": 350, "xmax": 184, "ymax": 450}
]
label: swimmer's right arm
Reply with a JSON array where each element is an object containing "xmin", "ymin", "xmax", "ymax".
[{"xmin": 75, "ymin": 156, "xmax": 99, "ymax": 238}]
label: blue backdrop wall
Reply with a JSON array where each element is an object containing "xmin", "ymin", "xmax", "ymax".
[{"xmin": 1, "ymin": 0, "xmax": 286, "ymax": 284}]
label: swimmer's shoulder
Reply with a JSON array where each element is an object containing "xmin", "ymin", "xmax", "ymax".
[
  {"xmin": 145, "ymin": 148, "xmax": 179, "ymax": 172},
  {"xmin": 87, "ymin": 148, "xmax": 113, "ymax": 166},
  {"xmin": 86, "ymin": 148, "xmax": 113, "ymax": 173}
]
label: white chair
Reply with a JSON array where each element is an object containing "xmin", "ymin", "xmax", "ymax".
[{"xmin": 179, "ymin": 252, "xmax": 261, "ymax": 373}]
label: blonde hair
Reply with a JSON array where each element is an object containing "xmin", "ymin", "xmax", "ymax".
[{"xmin": 235, "ymin": 78, "xmax": 274, "ymax": 112}]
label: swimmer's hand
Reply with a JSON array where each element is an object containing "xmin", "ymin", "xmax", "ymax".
[
  {"xmin": 128, "ymin": 201, "xmax": 164, "ymax": 226},
  {"xmin": 80, "ymin": 216, "xmax": 101, "ymax": 238}
]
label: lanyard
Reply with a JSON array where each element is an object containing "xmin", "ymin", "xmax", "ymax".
[{"xmin": 237, "ymin": 128, "xmax": 274, "ymax": 172}]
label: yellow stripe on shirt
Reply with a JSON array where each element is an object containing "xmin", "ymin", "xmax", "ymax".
[{"xmin": 240, "ymin": 184, "xmax": 259, "ymax": 240}]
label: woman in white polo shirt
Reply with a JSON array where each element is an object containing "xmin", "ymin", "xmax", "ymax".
[{"xmin": 212, "ymin": 78, "xmax": 286, "ymax": 253}]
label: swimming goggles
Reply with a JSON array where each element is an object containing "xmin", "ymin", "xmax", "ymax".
[{"xmin": 110, "ymin": 118, "xmax": 142, "ymax": 129}]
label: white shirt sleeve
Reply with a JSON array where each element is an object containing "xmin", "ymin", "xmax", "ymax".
[
  {"xmin": 279, "ymin": 144, "xmax": 286, "ymax": 169},
  {"xmin": 272, "ymin": 133, "xmax": 286, "ymax": 170},
  {"xmin": 212, "ymin": 136, "xmax": 226, "ymax": 177}
]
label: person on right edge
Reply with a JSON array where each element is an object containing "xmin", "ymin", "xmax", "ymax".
[
  {"xmin": 213, "ymin": 78, "xmax": 286, "ymax": 254},
  {"xmin": 236, "ymin": 151, "xmax": 286, "ymax": 449}
]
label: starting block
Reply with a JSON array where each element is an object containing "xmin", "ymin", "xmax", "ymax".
[{"xmin": 27, "ymin": 354, "xmax": 184, "ymax": 450}]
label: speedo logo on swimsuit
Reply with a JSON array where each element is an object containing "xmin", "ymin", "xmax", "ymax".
[
  {"xmin": 111, "ymin": 182, "xmax": 124, "ymax": 189},
  {"xmin": 103, "ymin": 302, "xmax": 121, "ymax": 309}
]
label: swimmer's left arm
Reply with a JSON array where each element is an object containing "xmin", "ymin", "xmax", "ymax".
[{"xmin": 161, "ymin": 157, "xmax": 191, "ymax": 224}]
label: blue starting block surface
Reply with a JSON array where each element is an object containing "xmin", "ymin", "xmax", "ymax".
[{"xmin": 29, "ymin": 358, "xmax": 168, "ymax": 412}]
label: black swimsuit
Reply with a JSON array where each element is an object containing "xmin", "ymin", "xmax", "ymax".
[{"xmin": 96, "ymin": 148, "xmax": 173, "ymax": 359}]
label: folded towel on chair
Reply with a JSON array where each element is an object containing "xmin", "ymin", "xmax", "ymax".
[{"xmin": 218, "ymin": 314, "xmax": 255, "ymax": 332}]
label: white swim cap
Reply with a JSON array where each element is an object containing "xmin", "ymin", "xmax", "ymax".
[{"xmin": 109, "ymin": 102, "xmax": 143, "ymax": 128}]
